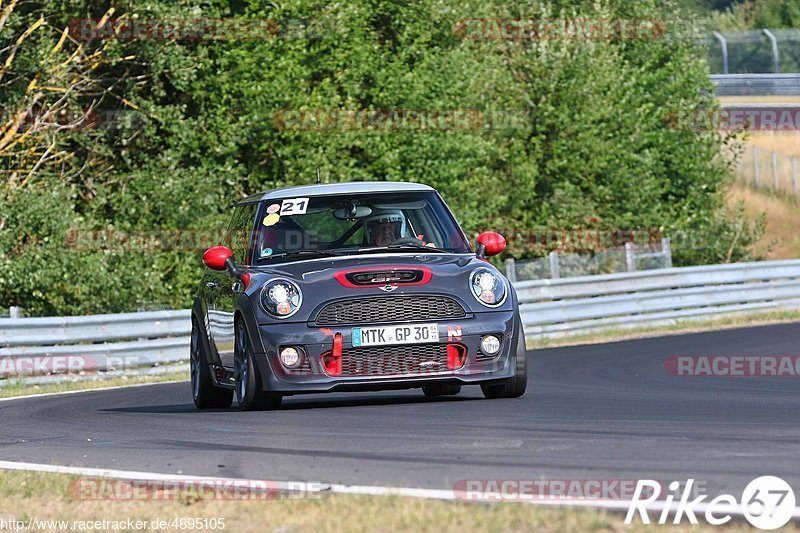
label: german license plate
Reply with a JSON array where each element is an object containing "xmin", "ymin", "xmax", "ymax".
[{"xmin": 351, "ymin": 323, "xmax": 439, "ymax": 347}]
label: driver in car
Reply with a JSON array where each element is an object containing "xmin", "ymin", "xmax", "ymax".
[{"xmin": 364, "ymin": 211, "xmax": 407, "ymax": 247}]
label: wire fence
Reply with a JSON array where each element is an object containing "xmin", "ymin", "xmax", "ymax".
[
  {"xmin": 735, "ymin": 144, "xmax": 800, "ymax": 197},
  {"xmin": 701, "ymin": 29, "xmax": 800, "ymax": 74},
  {"xmin": 505, "ymin": 239, "xmax": 672, "ymax": 282}
]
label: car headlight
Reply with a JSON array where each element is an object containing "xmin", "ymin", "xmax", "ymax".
[
  {"xmin": 260, "ymin": 279, "xmax": 302, "ymax": 318},
  {"xmin": 469, "ymin": 268, "xmax": 507, "ymax": 307}
]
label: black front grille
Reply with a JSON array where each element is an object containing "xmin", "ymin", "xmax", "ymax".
[
  {"xmin": 315, "ymin": 296, "xmax": 466, "ymax": 326},
  {"xmin": 340, "ymin": 344, "xmax": 449, "ymax": 376},
  {"xmin": 476, "ymin": 351, "xmax": 498, "ymax": 362},
  {"xmin": 285, "ymin": 356, "xmax": 312, "ymax": 375}
]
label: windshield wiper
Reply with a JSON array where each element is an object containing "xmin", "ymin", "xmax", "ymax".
[
  {"xmin": 358, "ymin": 243, "xmax": 450, "ymax": 254},
  {"xmin": 389, "ymin": 242, "xmax": 450, "ymax": 253},
  {"xmin": 262, "ymin": 249, "xmax": 347, "ymax": 260}
]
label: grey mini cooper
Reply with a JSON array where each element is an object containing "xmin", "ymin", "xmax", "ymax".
[{"xmin": 191, "ymin": 181, "xmax": 527, "ymax": 410}]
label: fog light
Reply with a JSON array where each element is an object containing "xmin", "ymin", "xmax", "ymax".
[
  {"xmin": 279, "ymin": 346, "xmax": 302, "ymax": 368},
  {"xmin": 481, "ymin": 335, "xmax": 501, "ymax": 355}
]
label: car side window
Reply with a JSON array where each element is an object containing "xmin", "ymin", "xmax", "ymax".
[{"xmin": 227, "ymin": 204, "xmax": 258, "ymax": 265}]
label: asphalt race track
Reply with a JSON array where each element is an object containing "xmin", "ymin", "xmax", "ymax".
[{"xmin": 1, "ymin": 323, "xmax": 798, "ymax": 498}]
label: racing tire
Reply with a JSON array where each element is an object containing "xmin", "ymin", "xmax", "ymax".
[
  {"xmin": 481, "ymin": 320, "xmax": 528, "ymax": 399},
  {"xmin": 191, "ymin": 320, "xmax": 234, "ymax": 409},
  {"xmin": 422, "ymin": 384, "xmax": 462, "ymax": 397},
  {"xmin": 234, "ymin": 320, "xmax": 283, "ymax": 411}
]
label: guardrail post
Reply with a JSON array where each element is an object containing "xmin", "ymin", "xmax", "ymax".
[
  {"xmin": 712, "ymin": 31, "xmax": 729, "ymax": 74},
  {"xmin": 9, "ymin": 306, "xmax": 20, "ymax": 318},
  {"xmin": 662, "ymin": 238, "xmax": 673, "ymax": 269},
  {"xmin": 625, "ymin": 242, "xmax": 636, "ymax": 272},
  {"xmin": 549, "ymin": 251, "xmax": 560, "ymax": 279},
  {"xmin": 773, "ymin": 151, "xmax": 779, "ymax": 190},
  {"xmin": 762, "ymin": 29, "xmax": 780, "ymax": 74},
  {"xmin": 792, "ymin": 156, "xmax": 798, "ymax": 197},
  {"xmin": 754, "ymin": 146, "xmax": 760, "ymax": 187},
  {"xmin": 505, "ymin": 258, "xmax": 517, "ymax": 283}
]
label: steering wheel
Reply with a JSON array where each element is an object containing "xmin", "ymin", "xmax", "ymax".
[{"xmin": 389, "ymin": 237, "xmax": 426, "ymax": 246}]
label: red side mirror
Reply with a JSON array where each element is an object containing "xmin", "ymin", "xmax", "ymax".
[
  {"xmin": 203, "ymin": 246, "xmax": 233, "ymax": 271},
  {"xmin": 476, "ymin": 232, "xmax": 506, "ymax": 258}
]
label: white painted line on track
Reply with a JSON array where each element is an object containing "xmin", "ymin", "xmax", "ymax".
[
  {"xmin": 1, "ymin": 460, "xmax": 798, "ymax": 520},
  {"xmin": 0, "ymin": 380, "xmax": 183, "ymax": 403},
  {"xmin": 0, "ymin": 460, "xmax": 314, "ymax": 492}
]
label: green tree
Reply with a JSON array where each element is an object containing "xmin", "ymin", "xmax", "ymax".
[{"xmin": 1, "ymin": 0, "xmax": 764, "ymax": 315}]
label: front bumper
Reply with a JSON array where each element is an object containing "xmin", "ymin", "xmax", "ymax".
[{"xmin": 252, "ymin": 311, "xmax": 517, "ymax": 393}]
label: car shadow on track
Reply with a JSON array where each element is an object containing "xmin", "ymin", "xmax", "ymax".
[
  {"xmin": 282, "ymin": 393, "xmax": 481, "ymax": 411},
  {"xmin": 100, "ymin": 392, "xmax": 483, "ymax": 414}
]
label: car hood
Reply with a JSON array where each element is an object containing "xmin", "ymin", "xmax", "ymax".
[{"xmin": 244, "ymin": 253, "xmax": 513, "ymax": 323}]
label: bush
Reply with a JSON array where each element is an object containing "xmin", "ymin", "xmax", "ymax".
[{"xmin": 0, "ymin": 0, "xmax": 764, "ymax": 315}]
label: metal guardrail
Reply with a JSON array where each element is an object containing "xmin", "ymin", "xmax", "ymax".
[
  {"xmin": 711, "ymin": 74, "xmax": 800, "ymax": 96},
  {"xmin": 517, "ymin": 259, "xmax": 800, "ymax": 339},
  {"xmin": 2, "ymin": 259, "xmax": 800, "ymax": 381},
  {"xmin": 0, "ymin": 310, "xmax": 190, "ymax": 380},
  {"xmin": 0, "ymin": 310, "xmax": 189, "ymax": 346}
]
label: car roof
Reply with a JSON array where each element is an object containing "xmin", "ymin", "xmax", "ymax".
[{"xmin": 237, "ymin": 181, "xmax": 436, "ymax": 205}]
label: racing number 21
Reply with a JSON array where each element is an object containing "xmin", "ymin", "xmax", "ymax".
[{"xmin": 280, "ymin": 197, "xmax": 309, "ymax": 216}]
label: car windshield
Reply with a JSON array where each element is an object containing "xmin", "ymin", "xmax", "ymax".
[{"xmin": 253, "ymin": 191, "xmax": 471, "ymax": 262}]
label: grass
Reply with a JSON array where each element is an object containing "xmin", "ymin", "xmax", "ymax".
[
  {"xmin": 727, "ymin": 181, "xmax": 800, "ymax": 260},
  {"xmin": 527, "ymin": 308, "xmax": 800, "ymax": 349},
  {"xmin": 746, "ymin": 132, "xmax": 800, "ymax": 157},
  {"xmin": 0, "ymin": 470, "xmax": 777, "ymax": 532},
  {"xmin": 718, "ymin": 87, "xmax": 800, "ymax": 259},
  {"xmin": 0, "ymin": 371, "xmax": 186, "ymax": 400}
]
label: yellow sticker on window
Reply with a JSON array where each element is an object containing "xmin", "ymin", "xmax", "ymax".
[{"xmin": 262, "ymin": 213, "xmax": 280, "ymax": 227}]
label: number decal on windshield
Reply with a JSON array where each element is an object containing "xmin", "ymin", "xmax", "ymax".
[{"xmin": 280, "ymin": 197, "xmax": 309, "ymax": 216}]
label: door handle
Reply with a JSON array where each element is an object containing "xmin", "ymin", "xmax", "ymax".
[{"xmin": 206, "ymin": 281, "xmax": 218, "ymax": 288}]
